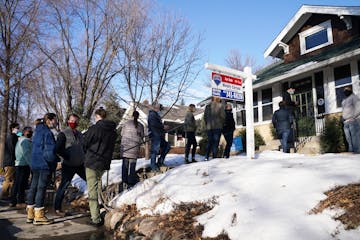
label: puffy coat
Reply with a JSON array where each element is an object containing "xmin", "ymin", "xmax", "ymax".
[
  {"xmin": 204, "ymin": 102, "xmax": 225, "ymax": 130},
  {"xmin": 3, "ymin": 133, "xmax": 18, "ymax": 167},
  {"xmin": 120, "ymin": 120, "xmax": 144, "ymax": 159},
  {"xmin": 147, "ymin": 110, "xmax": 164, "ymax": 138},
  {"xmin": 83, "ymin": 119, "xmax": 117, "ymax": 171},
  {"xmin": 31, "ymin": 123, "xmax": 59, "ymax": 171},
  {"xmin": 55, "ymin": 127, "xmax": 85, "ymax": 167},
  {"xmin": 223, "ymin": 110, "xmax": 235, "ymax": 134},
  {"xmin": 272, "ymin": 107, "xmax": 294, "ymax": 133},
  {"xmin": 184, "ymin": 111, "xmax": 197, "ymax": 132}
]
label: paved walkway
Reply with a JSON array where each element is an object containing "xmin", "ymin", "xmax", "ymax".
[{"xmin": 0, "ymin": 200, "xmax": 104, "ymax": 240}]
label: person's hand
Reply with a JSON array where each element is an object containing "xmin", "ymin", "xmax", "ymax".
[{"xmin": 164, "ymin": 125, "xmax": 170, "ymax": 131}]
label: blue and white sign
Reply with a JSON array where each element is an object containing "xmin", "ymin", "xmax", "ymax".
[{"xmin": 212, "ymin": 88, "xmax": 244, "ymax": 101}]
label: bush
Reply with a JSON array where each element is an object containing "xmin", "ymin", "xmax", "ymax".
[
  {"xmin": 320, "ymin": 117, "xmax": 347, "ymax": 153},
  {"xmin": 237, "ymin": 128, "xmax": 265, "ymax": 151},
  {"xmin": 297, "ymin": 116, "xmax": 315, "ymax": 137}
]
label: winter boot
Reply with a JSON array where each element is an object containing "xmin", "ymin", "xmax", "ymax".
[
  {"xmin": 33, "ymin": 207, "xmax": 53, "ymax": 225},
  {"xmin": 26, "ymin": 205, "xmax": 35, "ymax": 223}
]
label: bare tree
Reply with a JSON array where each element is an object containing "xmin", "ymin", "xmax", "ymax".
[
  {"xmin": 225, "ymin": 49, "xmax": 258, "ymax": 71},
  {"xmin": 0, "ymin": 0, "xmax": 40, "ymax": 167},
  {"xmin": 34, "ymin": 0, "xmax": 124, "ymax": 127}
]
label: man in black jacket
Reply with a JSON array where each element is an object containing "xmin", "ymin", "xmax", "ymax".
[
  {"xmin": 272, "ymin": 101, "xmax": 294, "ymax": 153},
  {"xmin": 54, "ymin": 114, "xmax": 86, "ymax": 215},
  {"xmin": 223, "ymin": 104, "xmax": 235, "ymax": 158},
  {"xmin": 1, "ymin": 122, "xmax": 20, "ymax": 200},
  {"xmin": 83, "ymin": 108, "xmax": 117, "ymax": 226}
]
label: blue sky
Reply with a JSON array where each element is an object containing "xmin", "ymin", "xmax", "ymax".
[
  {"xmin": 157, "ymin": 1, "xmax": 360, "ymax": 103},
  {"xmin": 159, "ymin": 0, "xmax": 359, "ymax": 68}
]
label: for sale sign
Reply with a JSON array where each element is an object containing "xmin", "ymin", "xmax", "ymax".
[{"xmin": 211, "ymin": 72, "xmax": 244, "ymax": 101}]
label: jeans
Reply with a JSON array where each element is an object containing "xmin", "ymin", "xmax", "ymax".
[
  {"xmin": 54, "ymin": 164, "xmax": 86, "ymax": 211},
  {"xmin": 122, "ymin": 158, "xmax": 138, "ymax": 187},
  {"xmin": 86, "ymin": 168, "xmax": 104, "ymax": 224},
  {"xmin": 223, "ymin": 132, "xmax": 234, "ymax": 158},
  {"xmin": 185, "ymin": 132, "xmax": 197, "ymax": 159},
  {"xmin": 26, "ymin": 169, "xmax": 51, "ymax": 207},
  {"xmin": 150, "ymin": 136, "xmax": 170, "ymax": 170},
  {"xmin": 344, "ymin": 118, "xmax": 360, "ymax": 153},
  {"xmin": 278, "ymin": 129, "xmax": 291, "ymax": 153},
  {"xmin": 205, "ymin": 129, "xmax": 222, "ymax": 159},
  {"xmin": 11, "ymin": 165, "xmax": 30, "ymax": 205}
]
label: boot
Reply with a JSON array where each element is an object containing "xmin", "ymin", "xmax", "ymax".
[
  {"xmin": 26, "ymin": 205, "xmax": 35, "ymax": 223},
  {"xmin": 33, "ymin": 207, "xmax": 53, "ymax": 225}
]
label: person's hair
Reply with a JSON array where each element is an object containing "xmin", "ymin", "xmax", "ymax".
[
  {"xmin": 279, "ymin": 101, "xmax": 286, "ymax": 107},
  {"xmin": 133, "ymin": 110, "xmax": 139, "ymax": 128},
  {"xmin": 9, "ymin": 122, "xmax": 20, "ymax": 131},
  {"xmin": 22, "ymin": 126, "xmax": 33, "ymax": 134},
  {"xmin": 66, "ymin": 113, "xmax": 80, "ymax": 122},
  {"xmin": 43, "ymin": 113, "xmax": 57, "ymax": 122},
  {"xmin": 344, "ymin": 85, "xmax": 353, "ymax": 92},
  {"xmin": 34, "ymin": 118, "xmax": 43, "ymax": 125},
  {"xmin": 95, "ymin": 107, "xmax": 107, "ymax": 119},
  {"xmin": 211, "ymin": 96, "xmax": 221, "ymax": 103}
]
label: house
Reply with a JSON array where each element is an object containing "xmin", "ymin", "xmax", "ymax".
[
  {"xmin": 232, "ymin": 5, "xmax": 360, "ymax": 152},
  {"xmin": 119, "ymin": 102, "xmax": 204, "ymax": 147}
]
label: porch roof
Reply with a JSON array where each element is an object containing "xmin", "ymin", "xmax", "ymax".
[{"xmin": 255, "ymin": 37, "xmax": 360, "ymax": 88}]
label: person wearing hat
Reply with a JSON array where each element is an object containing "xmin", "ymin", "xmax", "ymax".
[{"xmin": 341, "ymin": 86, "xmax": 360, "ymax": 153}]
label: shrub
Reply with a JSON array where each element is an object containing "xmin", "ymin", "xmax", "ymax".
[
  {"xmin": 320, "ymin": 117, "xmax": 347, "ymax": 153},
  {"xmin": 237, "ymin": 128, "xmax": 265, "ymax": 151}
]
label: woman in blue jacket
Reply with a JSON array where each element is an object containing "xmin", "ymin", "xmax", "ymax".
[{"xmin": 26, "ymin": 113, "xmax": 59, "ymax": 225}]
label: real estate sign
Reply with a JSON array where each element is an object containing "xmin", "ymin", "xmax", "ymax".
[{"xmin": 211, "ymin": 72, "xmax": 244, "ymax": 101}]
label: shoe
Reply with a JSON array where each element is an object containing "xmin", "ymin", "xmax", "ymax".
[
  {"xmin": 191, "ymin": 158, "xmax": 197, "ymax": 163},
  {"xmin": 9, "ymin": 202, "xmax": 16, "ymax": 207},
  {"xmin": 88, "ymin": 219, "xmax": 104, "ymax": 227},
  {"xmin": 184, "ymin": 158, "xmax": 190, "ymax": 164},
  {"xmin": 33, "ymin": 207, "xmax": 53, "ymax": 225},
  {"xmin": 204, "ymin": 158, "xmax": 209, "ymax": 161},
  {"xmin": 26, "ymin": 205, "xmax": 35, "ymax": 223},
  {"xmin": 55, "ymin": 210, "xmax": 65, "ymax": 217}
]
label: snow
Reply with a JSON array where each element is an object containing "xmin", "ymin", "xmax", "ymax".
[{"xmin": 2, "ymin": 151, "xmax": 359, "ymax": 239}]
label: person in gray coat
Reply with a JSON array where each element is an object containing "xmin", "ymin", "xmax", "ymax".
[
  {"xmin": 184, "ymin": 104, "xmax": 197, "ymax": 163},
  {"xmin": 120, "ymin": 111, "xmax": 144, "ymax": 190},
  {"xmin": 341, "ymin": 86, "xmax": 360, "ymax": 153},
  {"xmin": 204, "ymin": 96, "xmax": 225, "ymax": 160},
  {"xmin": 272, "ymin": 101, "xmax": 294, "ymax": 153}
]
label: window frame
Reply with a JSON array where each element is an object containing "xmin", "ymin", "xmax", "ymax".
[
  {"xmin": 299, "ymin": 20, "xmax": 333, "ymax": 55},
  {"xmin": 261, "ymin": 88, "xmax": 273, "ymax": 121},
  {"xmin": 333, "ymin": 64, "xmax": 352, "ymax": 108}
]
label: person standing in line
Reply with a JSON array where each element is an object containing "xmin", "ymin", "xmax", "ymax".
[
  {"xmin": 222, "ymin": 104, "xmax": 235, "ymax": 158},
  {"xmin": 204, "ymin": 96, "xmax": 225, "ymax": 161},
  {"xmin": 83, "ymin": 108, "xmax": 117, "ymax": 226},
  {"xmin": 10, "ymin": 127, "xmax": 33, "ymax": 207},
  {"xmin": 1, "ymin": 122, "xmax": 20, "ymax": 200},
  {"xmin": 272, "ymin": 101, "xmax": 294, "ymax": 153},
  {"xmin": 120, "ymin": 111, "xmax": 144, "ymax": 191},
  {"xmin": 184, "ymin": 104, "xmax": 198, "ymax": 163},
  {"xmin": 341, "ymin": 86, "xmax": 360, "ymax": 153},
  {"xmin": 148, "ymin": 103, "xmax": 170, "ymax": 171},
  {"xmin": 26, "ymin": 113, "xmax": 59, "ymax": 225},
  {"xmin": 54, "ymin": 114, "xmax": 86, "ymax": 215}
]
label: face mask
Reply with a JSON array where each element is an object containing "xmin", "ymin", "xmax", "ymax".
[
  {"xmin": 344, "ymin": 90, "xmax": 352, "ymax": 97},
  {"xmin": 16, "ymin": 132, "xmax": 22, "ymax": 137},
  {"xmin": 68, "ymin": 122, "xmax": 78, "ymax": 129}
]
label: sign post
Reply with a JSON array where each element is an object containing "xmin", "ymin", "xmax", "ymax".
[{"xmin": 205, "ymin": 63, "xmax": 256, "ymax": 159}]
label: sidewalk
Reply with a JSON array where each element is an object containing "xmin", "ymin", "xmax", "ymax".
[{"xmin": 0, "ymin": 200, "xmax": 101, "ymax": 240}]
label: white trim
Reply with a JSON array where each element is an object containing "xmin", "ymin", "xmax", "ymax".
[
  {"xmin": 299, "ymin": 20, "xmax": 333, "ymax": 55},
  {"xmin": 264, "ymin": 5, "xmax": 360, "ymax": 58}
]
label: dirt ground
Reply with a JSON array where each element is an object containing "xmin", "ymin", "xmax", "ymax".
[{"xmin": 310, "ymin": 183, "xmax": 360, "ymax": 230}]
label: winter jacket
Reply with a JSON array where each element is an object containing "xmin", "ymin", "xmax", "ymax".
[
  {"xmin": 272, "ymin": 107, "xmax": 294, "ymax": 133},
  {"xmin": 3, "ymin": 133, "xmax": 18, "ymax": 167},
  {"xmin": 223, "ymin": 110, "xmax": 235, "ymax": 134},
  {"xmin": 342, "ymin": 93, "xmax": 360, "ymax": 121},
  {"xmin": 15, "ymin": 136, "xmax": 32, "ymax": 167},
  {"xmin": 148, "ymin": 110, "xmax": 164, "ymax": 138},
  {"xmin": 120, "ymin": 120, "xmax": 144, "ymax": 159},
  {"xmin": 83, "ymin": 119, "xmax": 117, "ymax": 171},
  {"xmin": 184, "ymin": 111, "xmax": 197, "ymax": 132},
  {"xmin": 55, "ymin": 127, "xmax": 85, "ymax": 167},
  {"xmin": 31, "ymin": 123, "xmax": 59, "ymax": 171},
  {"xmin": 204, "ymin": 102, "xmax": 225, "ymax": 130}
]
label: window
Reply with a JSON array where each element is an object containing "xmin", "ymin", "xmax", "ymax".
[
  {"xmin": 262, "ymin": 88, "xmax": 273, "ymax": 121},
  {"xmin": 334, "ymin": 64, "xmax": 352, "ymax": 108},
  {"xmin": 253, "ymin": 92, "xmax": 258, "ymax": 123},
  {"xmin": 299, "ymin": 20, "xmax": 333, "ymax": 55}
]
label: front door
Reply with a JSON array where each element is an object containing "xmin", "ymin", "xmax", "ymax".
[{"xmin": 293, "ymin": 91, "xmax": 315, "ymax": 137}]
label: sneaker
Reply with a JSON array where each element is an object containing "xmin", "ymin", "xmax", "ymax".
[
  {"xmin": 204, "ymin": 158, "xmax": 209, "ymax": 161},
  {"xmin": 88, "ymin": 219, "xmax": 104, "ymax": 227},
  {"xmin": 55, "ymin": 210, "xmax": 65, "ymax": 217}
]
